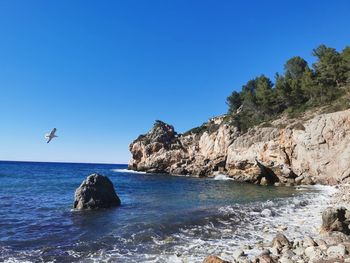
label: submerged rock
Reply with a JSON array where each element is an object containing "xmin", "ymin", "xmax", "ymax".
[{"xmin": 73, "ymin": 173, "xmax": 121, "ymax": 210}]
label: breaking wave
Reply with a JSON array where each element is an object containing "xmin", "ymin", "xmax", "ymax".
[
  {"xmin": 74, "ymin": 186, "xmax": 336, "ymax": 263},
  {"xmin": 111, "ymin": 168, "xmax": 147, "ymax": 174},
  {"xmin": 213, "ymin": 174, "xmax": 234, "ymax": 181}
]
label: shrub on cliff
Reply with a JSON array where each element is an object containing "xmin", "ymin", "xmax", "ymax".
[{"xmin": 226, "ymin": 44, "xmax": 350, "ymax": 131}]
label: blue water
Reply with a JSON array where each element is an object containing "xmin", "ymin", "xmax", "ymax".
[{"xmin": 0, "ymin": 161, "xmax": 324, "ymax": 262}]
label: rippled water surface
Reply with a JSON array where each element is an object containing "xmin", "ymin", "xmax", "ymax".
[{"xmin": 0, "ymin": 161, "xmax": 329, "ymax": 262}]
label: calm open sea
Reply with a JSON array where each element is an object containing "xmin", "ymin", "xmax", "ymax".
[{"xmin": 0, "ymin": 161, "xmax": 332, "ymax": 262}]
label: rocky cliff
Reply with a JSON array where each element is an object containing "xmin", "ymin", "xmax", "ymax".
[{"xmin": 128, "ymin": 109, "xmax": 350, "ymax": 185}]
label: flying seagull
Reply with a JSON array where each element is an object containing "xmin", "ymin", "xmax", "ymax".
[{"xmin": 45, "ymin": 128, "xmax": 58, "ymax": 143}]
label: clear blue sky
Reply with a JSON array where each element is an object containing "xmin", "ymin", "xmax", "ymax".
[{"xmin": 0, "ymin": 1, "xmax": 349, "ymax": 164}]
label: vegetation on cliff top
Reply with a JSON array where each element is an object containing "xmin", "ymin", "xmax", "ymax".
[{"xmin": 226, "ymin": 44, "xmax": 350, "ymax": 131}]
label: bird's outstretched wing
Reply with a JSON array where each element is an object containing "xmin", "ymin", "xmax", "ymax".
[
  {"xmin": 49, "ymin": 128, "xmax": 57, "ymax": 137},
  {"xmin": 47, "ymin": 137, "xmax": 53, "ymax": 143}
]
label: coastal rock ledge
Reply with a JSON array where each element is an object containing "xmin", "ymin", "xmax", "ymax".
[
  {"xmin": 73, "ymin": 173, "xmax": 121, "ymax": 210},
  {"xmin": 128, "ymin": 109, "xmax": 350, "ymax": 185}
]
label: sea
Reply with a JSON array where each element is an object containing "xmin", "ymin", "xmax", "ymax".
[{"xmin": 0, "ymin": 161, "xmax": 335, "ymax": 263}]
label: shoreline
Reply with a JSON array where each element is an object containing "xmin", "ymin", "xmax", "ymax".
[
  {"xmin": 203, "ymin": 184, "xmax": 350, "ymax": 263},
  {"xmin": 2, "ymin": 164, "xmax": 349, "ymax": 263}
]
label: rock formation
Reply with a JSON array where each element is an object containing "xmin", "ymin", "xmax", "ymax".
[
  {"xmin": 129, "ymin": 109, "xmax": 350, "ymax": 185},
  {"xmin": 321, "ymin": 207, "xmax": 350, "ymax": 234},
  {"xmin": 73, "ymin": 173, "xmax": 121, "ymax": 210}
]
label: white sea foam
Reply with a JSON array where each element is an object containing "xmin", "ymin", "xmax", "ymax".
[
  {"xmin": 80, "ymin": 184, "xmax": 337, "ymax": 263},
  {"xmin": 111, "ymin": 169, "xmax": 147, "ymax": 174},
  {"xmin": 213, "ymin": 174, "xmax": 234, "ymax": 181}
]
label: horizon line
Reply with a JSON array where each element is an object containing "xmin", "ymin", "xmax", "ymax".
[{"xmin": 0, "ymin": 159, "xmax": 128, "ymax": 166}]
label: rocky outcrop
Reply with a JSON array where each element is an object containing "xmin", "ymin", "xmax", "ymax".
[
  {"xmin": 129, "ymin": 109, "xmax": 350, "ymax": 185},
  {"xmin": 128, "ymin": 119, "xmax": 237, "ymax": 176},
  {"xmin": 73, "ymin": 173, "xmax": 121, "ymax": 210}
]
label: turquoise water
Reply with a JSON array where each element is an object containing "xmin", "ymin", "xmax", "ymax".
[{"xmin": 0, "ymin": 161, "xmax": 323, "ymax": 262}]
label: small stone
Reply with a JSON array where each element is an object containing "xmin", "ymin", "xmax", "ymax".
[
  {"xmin": 202, "ymin": 255, "xmax": 230, "ymax": 263},
  {"xmin": 304, "ymin": 246, "xmax": 323, "ymax": 260},
  {"xmin": 292, "ymin": 238, "xmax": 302, "ymax": 248},
  {"xmin": 315, "ymin": 239, "xmax": 328, "ymax": 250},
  {"xmin": 271, "ymin": 234, "xmax": 291, "ymax": 249},
  {"xmin": 327, "ymin": 244, "xmax": 346, "ymax": 258}
]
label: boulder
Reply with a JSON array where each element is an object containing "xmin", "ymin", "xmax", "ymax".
[
  {"xmin": 73, "ymin": 173, "xmax": 121, "ymax": 210},
  {"xmin": 321, "ymin": 207, "xmax": 350, "ymax": 234},
  {"xmin": 304, "ymin": 246, "xmax": 324, "ymax": 260}
]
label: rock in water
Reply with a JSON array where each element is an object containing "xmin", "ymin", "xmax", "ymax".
[{"xmin": 73, "ymin": 173, "xmax": 121, "ymax": 210}]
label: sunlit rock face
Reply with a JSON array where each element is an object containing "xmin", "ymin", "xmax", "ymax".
[{"xmin": 129, "ymin": 109, "xmax": 350, "ymax": 185}]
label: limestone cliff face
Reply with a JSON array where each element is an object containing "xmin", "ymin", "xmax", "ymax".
[{"xmin": 129, "ymin": 109, "xmax": 350, "ymax": 185}]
